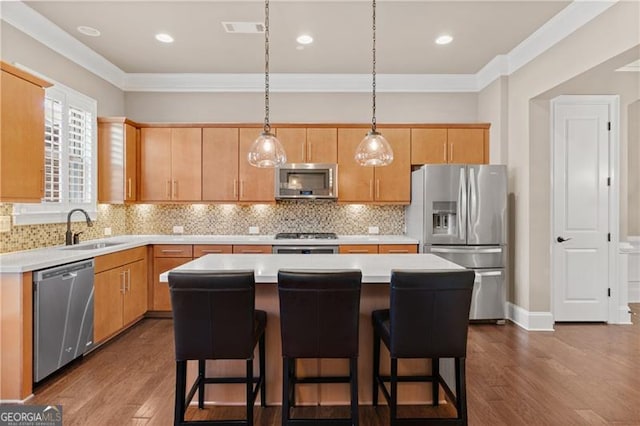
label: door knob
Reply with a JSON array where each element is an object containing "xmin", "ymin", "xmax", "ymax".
[{"xmin": 557, "ymin": 236, "xmax": 572, "ymax": 243}]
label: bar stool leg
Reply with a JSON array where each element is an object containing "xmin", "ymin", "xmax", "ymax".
[
  {"xmin": 290, "ymin": 359, "xmax": 296, "ymax": 407},
  {"xmin": 390, "ymin": 358, "xmax": 398, "ymax": 426},
  {"xmin": 198, "ymin": 360, "xmax": 206, "ymax": 409},
  {"xmin": 350, "ymin": 357, "xmax": 359, "ymax": 426},
  {"xmin": 432, "ymin": 357, "xmax": 440, "ymax": 407},
  {"xmin": 259, "ymin": 333, "xmax": 267, "ymax": 407},
  {"xmin": 282, "ymin": 357, "xmax": 290, "ymax": 426},
  {"xmin": 175, "ymin": 361, "xmax": 187, "ymax": 425},
  {"xmin": 246, "ymin": 359, "xmax": 254, "ymax": 426},
  {"xmin": 456, "ymin": 357, "xmax": 468, "ymax": 424},
  {"xmin": 372, "ymin": 329, "xmax": 380, "ymax": 407}
]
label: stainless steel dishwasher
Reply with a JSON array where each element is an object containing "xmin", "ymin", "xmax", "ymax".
[{"xmin": 33, "ymin": 259, "xmax": 95, "ymax": 382}]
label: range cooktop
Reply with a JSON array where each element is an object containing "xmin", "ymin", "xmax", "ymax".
[{"xmin": 275, "ymin": 232, "xmax": 338, "ymax": 240}]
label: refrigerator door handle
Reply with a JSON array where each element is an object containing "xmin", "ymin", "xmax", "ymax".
[
  {"xmin": 469, "ymin": 167, "xmax": 478, "ymax": 227},
  {"xmin": 431, "ymin": 247, "xmax": 503, "ymax": 254},
  {"xmin": 458, "ymin": 167, "xmax": 466, "ymax": 241},
  {"xmin": 475, "ymin": 270, "xmax": 503, "ymax": 277}
]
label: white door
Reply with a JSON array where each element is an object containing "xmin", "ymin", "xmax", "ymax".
[{"xmin": 552, "ymin": 99, "xmax": 610, "ymax": 322}]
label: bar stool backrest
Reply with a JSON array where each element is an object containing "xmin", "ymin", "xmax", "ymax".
[
  {"xmin": 278, "ymin": 269, "xmax": 362, "ymax": 358},
  {"xmin": 389, "ymin": 269, "xmax": 475, "ymax": 358},
  {"xmin": 168, "ymin": 270, "xmax": 256, "ymax": 361}
]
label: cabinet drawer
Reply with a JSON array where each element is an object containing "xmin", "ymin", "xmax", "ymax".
[
  {"xmin": 194, "ymin": 245, "xmax": 233, "ymax": 257},
  {"xmin": 339, "ymin": 244, "xmax": 379, "ymax": 254},
  {"xmin": 378, "ymin": 244, "xmax": 418, "ymax": 254},
  {"xmin": 94, "ymin": 246, "xmax": 147, "ymax": 273},
  {"xmin": 232, "ymin": 245, "xmax": 272, "ymax": 254},
  {"xmin": 153, "ymin": 244, "xmax": 193, "ymax": 258}
]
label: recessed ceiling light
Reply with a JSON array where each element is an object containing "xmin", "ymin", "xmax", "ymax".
[
  {"xmin": 155, "ymin": 33, "xmax": 174, "ymax": 43},
  {"xmin": 296, "ymin": 34, "xmax": 313, "ymax": 45},
  {"xmin": 435, "ymin": 35, "xmax": 453, "ymax": 45},
  {"xmin": 77, "ymin": 26, "xmax": 100, "ymax": 37}
]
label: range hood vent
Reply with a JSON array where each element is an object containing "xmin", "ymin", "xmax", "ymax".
[{"xmin": 222, "ymin": 22, "xmax": 265, "ymax": 34}]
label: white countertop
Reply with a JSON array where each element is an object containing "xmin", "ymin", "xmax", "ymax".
[
  {"xmin": 0, "ymin": 234, "xmax": 419, "ymax": 273},
  {"xmin": 158, "ymin": 253, "xmax": 462, "ymax": 283}
]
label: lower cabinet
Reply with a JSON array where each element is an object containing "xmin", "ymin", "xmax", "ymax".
[
  {"xmin": 339, "ymin": 244, "xmax": 418, "ymax": 254},
  {"xmin": 339, "ymin": 244, "xmax": 379, "ymax": 254},
  {"xmin": 94, "ymin": 247, "xmax": 147, "ymax": 343},
  {"xmin": 233, "ymin": 245, "xmax": 272, "ymax": 254},
  {"xmin": 152, "ymin": 245, "xmax": 193, "ymax": 311},
  {"xmin": 378, "ymin": 244, "xmax": 418, "ymax": 254}
]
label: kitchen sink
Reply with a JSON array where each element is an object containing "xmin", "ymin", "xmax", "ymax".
[{"xmin": 60, "ymin": 241, "xmax": 126, "ymax": 250}]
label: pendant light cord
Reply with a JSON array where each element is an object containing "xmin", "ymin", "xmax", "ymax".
[
  {"xmin": 264, "ymin": 0, "xmax": 271, "ymax": 133},
  {"xmin": 371, "ymin": 0, "xmax": 377, "ymax": 133}
]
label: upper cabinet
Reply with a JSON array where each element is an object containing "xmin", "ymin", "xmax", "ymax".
[
  {"xmin": 202, "ymin": 127, "xmax": 239, "ymax": 202},
  {"xmin": 411, "ymin": 126, "xmax": 489, "ymax": 165},
  {"xmin": 275, "ymin": 127, "xmax": 337, "ymax": 163},
  {"xmin": 98, "ymin": 118, "xmax": 138, "ymax": 203},
  {"xmin": 337, "ymin": 127, "xmax": 410, "ymax": 203},
  {"xmin": 238, "ymin": 128, "xmax": 275, "ymax": 202},
  {"xmin": 140, "ymin": 127, "xmax": 202, "ymax": 201},
  {"xmin": 0, "ymin": 62, "xmax": 52, "ymax": 202}
]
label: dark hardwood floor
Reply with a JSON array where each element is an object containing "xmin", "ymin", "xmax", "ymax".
[{"xmin": 24, "ymin": 304, "xmax": 640, "ymax": 425}]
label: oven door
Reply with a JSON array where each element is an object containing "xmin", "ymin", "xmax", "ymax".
[{"xmin": 273, "ymin": 245, "xmax": 339, "ymax": 254}]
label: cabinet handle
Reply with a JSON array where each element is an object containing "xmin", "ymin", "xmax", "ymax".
[
  {"xmin": 200, "ymin": 249, "xmax": 223, "ymax": 254},
  {"xmin": 166, "ymin": 180, "xmax": 171, "ymax": 198},
  {"xmin": 173, "ymin": 180, "xmax": 178, "ymax": 199},
  {"xmin": 40, "ymin": 169, "xmax": 44, "ymax": 194},
  {"xmin": 240, "ymin": 250, "xmax": 263, "ymax": 253},
  {"xmin": 302, "ymin": 141, "xmax": 306, "ymax": 162},
  {"xmin": 240, "ymin": 181, "xmax": 245, "ymax": 199},
  {"xmin": 120, "ymin": 271, "xmax": 126, "ymax": 294},
  {"xmin": 369, "ymin": 180, "xmax": 374, "ymax": 199},
  {"xmin": 443, "ymin": 142, "xmax": 447, "ymax": 162},
  {"xmin": 125, "ymin": 269, "xmax": 131, "ymax": 292},
  {"xmin": 387, "ymin": 249, "xmax": 409, "ymax": 253},
  {"xmin": 375, "ymin": 179, "xmax": 380, "ymax": 199},
  {"xmin": 307, "ymin": 141, "xmax": 311, "ymax": 162},
  {"xmin": 348, "ymin": 249, "xmax": 370, "ymax": 253},
  {"xmin": 161, "ymin": 249, "xmax": 185, "ymax": 254},
  {"xmin": 127, "ymin": 178, "xmax": 132, "ymax": 199},
  {"xmin": 233, "ymin": 179, "xmax": 238, "ymax": 198},
  {"xmin": 450, "ymin": 143, "xmax": 454, "ymax": 162}
]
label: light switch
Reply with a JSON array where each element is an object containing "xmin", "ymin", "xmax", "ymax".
[
  {"xmin": 0, "ymin": 216, "xmax": 10, "ymax": 233},
  {"xmin": 249, "ymin": 226, "xmax": 259, "ymax": 234},
  {"xmin": 368, "ymin": 226, "xmax": 379, "ymax": 234},
  {"xmin": 104, "ymin": 227, "xmax": 112, "ymax": 236},
  {"xmin": 173, "ymin": 225, "xmax": 184, "ymax": 234}
]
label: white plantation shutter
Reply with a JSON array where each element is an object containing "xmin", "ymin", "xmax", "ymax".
[{"xmin": 13, "ymin": 82, "xmax": 97, "ymax": 225}]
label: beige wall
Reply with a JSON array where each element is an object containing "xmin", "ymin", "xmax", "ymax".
[
  {"xmin": 0, "ymin": 22, "xmax": 124, "ymax": 116},
  {"xmin": 506, "ymin": 1, "xmax": 640, "ymax": 312},
  {"xmin": 124, "ymin": 91, "xmax": 479, "ymax": 123},
  {"xmin": 478, "ymin": 76, "xmax": 509, "ymax": 164}
]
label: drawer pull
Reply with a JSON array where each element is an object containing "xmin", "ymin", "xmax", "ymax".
[
  {"xmin": 240, "ymin": 250, "xmax": 263, "ymax": 253},
  {"xmin": 348, "ymin": 250, "xmax": 370, "ymax": 253},
  {"xmin": 200, "ymin": 249, "xmax": 223, "ymax": 254},
  {"xmin": 161, "ymin": 249, "xmax": 185, "ymax": 254},
  {"xmin": 388, "ymin": 250, "xmax": 409, "ymax": 253}
]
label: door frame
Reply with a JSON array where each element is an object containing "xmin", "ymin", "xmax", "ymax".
[{"xmin": 550, "ymin": 95, "xmax": 625, "ymax": 324}]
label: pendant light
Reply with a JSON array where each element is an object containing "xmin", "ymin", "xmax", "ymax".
[
  {"xmin": 355, "ymin": 0, "xmax": 393, "ymax": 167},
  {"xmin": 248, "ymin": 0, "xmax": 287, "ymax": 168}
]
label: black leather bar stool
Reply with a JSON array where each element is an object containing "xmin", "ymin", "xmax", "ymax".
[
  {"xmin": 372, "ymin": 269, "xmax": 475, "ymax": 426},
  {"xmin": 168, "ymin": 270, "xmax": 267, "ymax": 426},
  {"xmin": 277, "ymin": 269, "xmax": 362, "ymax": 426}
]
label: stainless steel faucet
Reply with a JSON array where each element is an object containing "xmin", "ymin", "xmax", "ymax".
[{"xmin": 65, "ymin": 208, "xmax": 94, "ymax": 245}]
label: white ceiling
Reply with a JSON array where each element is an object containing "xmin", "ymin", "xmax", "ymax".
[{"xmin": 22, "ymin": 1, "xmax": 570, "ymax": 75}]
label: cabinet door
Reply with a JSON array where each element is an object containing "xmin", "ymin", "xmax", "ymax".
[
  {"xmin": 374, "ymin": 128, "xmax": 410, "ymax": 202},
  {"xmin": 275, "ymin": 127, "xmax": 306, "ymax": 163},
  {"xmin": 123, "ymin": 259, "xmax": 147, "ymax": 325},
  {"xmin": 153, "ymin": 257, "xmax": 192, "ymax": 311},
  {"xmin": 337, "ymin": 128, "xmax": 374, "ymax": 202},
  {"xmin": 339, "ymin": 245, "xmax": 378, "ymax": 254},
  {"xmin": 307, "ymin": 128, "xmax": 337, "ymax": 163},
  {"xmin": 124, "ymin": 124, "xmax": 138, "ymax": 202},
  {"xmin": 171, "ymin": 128, "xmax": 202, "ymax": 201},
  {"xmin": 238, "ymin": 128, "xmax": 275, "ymax": 202},
  {"xmin": 94, "ymin": 268, "xmax": 124, "ymax": 343},
  {"xmin": 0, "ymin": 70, "xmax": 45, "ymax": 202},
  {"xmin": 194, "ymin": 245, "xmax": 233, "ymax": 257},
  {"xmin": 232, "ymin": 245, "xmax": 272, "ymax": 254},
  {"xmin": 447, "ymin": 128, "xmax": 486, "ymax": 164},
  {"xmin": 411, "ymin": 128, "xmax": 448, "ymax": 165},
  {"xmin": 140, "ymin": 128, "xmax": 172, "ymax": 201},
  {"xmin": 202, "ymin": 128, "xmax": 239, "ymax": 201},
  {"xmin": 378, "ymin": 244, "xmax": 418, "ymax": 254}
]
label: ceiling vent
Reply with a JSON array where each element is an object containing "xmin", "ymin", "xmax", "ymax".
[{"xmin": 222, "ymin": 22, "xmax": 265, "ymax": 34}]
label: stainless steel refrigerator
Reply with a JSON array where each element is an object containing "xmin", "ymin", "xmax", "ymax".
[{"xmin": 406, "ymin": 164, "xmax": 507, "ymax": 321}]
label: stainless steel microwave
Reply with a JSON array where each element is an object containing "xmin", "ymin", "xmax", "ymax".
[{"xmin": 275, "ymin": 163, "xmax": 338, "ymax": 200}]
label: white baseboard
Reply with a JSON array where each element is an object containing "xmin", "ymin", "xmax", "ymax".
[
  {"xmin": 0, "ymin": 394, "xmax": 33, "ymax": 404},
  {"xmin": 506, "ymin": 303, "xmax": 555, "ymax": 331}
]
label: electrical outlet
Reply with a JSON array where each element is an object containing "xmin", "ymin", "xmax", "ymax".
[
  {"xmin": 173, "ymin": 225, "xmax": 184, "ymax": 234},
  {"xmin": 104, "ymin": 227, "xmax": 112, "ymax": 236},
  {"xmin": 249, "ymin": 226, "xmax": 259, "ymax": 234},
  {"xmin": 368, "ymin": 226, "xmax": 379, "ymax": 234},
  {"xmin": 0, "ymin": 216, "xmax": 11, "ymax": 233}
]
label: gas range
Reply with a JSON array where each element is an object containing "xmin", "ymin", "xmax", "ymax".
[{"xmin": 274, "ymin": 232, "xmax": 338, "ymax": 240}]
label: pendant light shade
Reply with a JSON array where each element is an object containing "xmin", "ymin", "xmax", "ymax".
[
  {"xmin": 355, "ymin": 0, "xmax": 393, "ymax": 167},
  {"xmin": 248, "ymin": 0, "xmax": 286, "ymax": 168}
]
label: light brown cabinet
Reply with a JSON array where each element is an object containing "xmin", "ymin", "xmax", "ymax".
[
  {"xmin": 339, "ymin": 244, "xmax": 379, "ymax": 254},
  {"xmin": 202, "ymin": 128, "xmax": 239, "ymax": 201},
  {"xmin": 140, "ymin": 127, "xmax": 202, "ymax": 201},
  {"xmin": 98, "ymin": 118, "xmax": 138, "ymax": 203},
  {"xmin": 94, "ymin": 247, "xmax": 147, "ymax": 343},
  {"xmin": 377, "ymin": 244, "xmax": 418, "ymax": 254},
  {"xmin": 275, "ymin": 127, "xmax": 338, "ymax": 163},
  {"xmin": 339, "ymin": 244, "xmax": 418, "ymax": 254},
  {"xmin": 337, "ymin": 128, "xmax": 411, "ymax": 203},
  {"xmin": 152, "ymin": 245, "xmax": 193, "ymax": 311},
  {"xmin": 0, "ymin": 62, "xmax": 51, "ymax": 202},
  {"xmin": 194, "ymin": 244, "xmax": 233, "ymax": 257},
  {"xmin": 238, "ymin": 128, "xmax": 275, "ymax": 202},
  {"xmin": 411, "ymin": 127, "xmax": 488, "ymax": 165},
  {"xmin": 233, "ymin": 245, "xmax": 272, "ymax": 254}
]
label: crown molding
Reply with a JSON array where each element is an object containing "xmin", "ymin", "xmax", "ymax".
[{"xmin": 1, "ymin": 0, "xmax": 617, "ymax": 94}]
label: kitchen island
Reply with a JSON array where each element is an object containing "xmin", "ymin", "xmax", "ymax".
[{"xmin": 160, "ymin": 253, "xmax": 464, "ymax": 406}]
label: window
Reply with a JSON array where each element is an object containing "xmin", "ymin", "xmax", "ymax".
[{"xmin": 13, "ymin": 82, "xmax": 97, "ymax": 225}]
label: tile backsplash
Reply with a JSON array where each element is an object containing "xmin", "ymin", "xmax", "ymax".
[{"xmin": 0, "ymin": 201, "xmax": 405, "ymax": 253}]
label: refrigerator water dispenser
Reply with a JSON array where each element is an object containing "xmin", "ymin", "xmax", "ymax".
[{"xmin": 432, "ymin": 202, "xmax": 457, "ymax": 235}]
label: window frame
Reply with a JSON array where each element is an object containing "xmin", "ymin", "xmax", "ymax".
[{"xmin": 12, "ymin": 81, "xmax": 98, "ymax": 226}]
